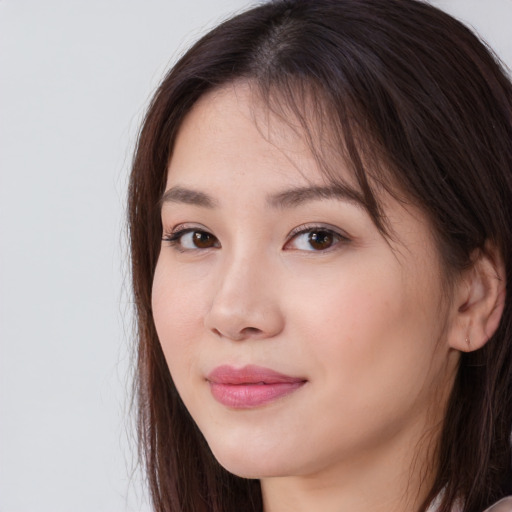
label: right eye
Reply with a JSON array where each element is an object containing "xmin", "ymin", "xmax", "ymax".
[{"xmin": 163, "ymin": 228, "xmax": 220, "ymax": 251}]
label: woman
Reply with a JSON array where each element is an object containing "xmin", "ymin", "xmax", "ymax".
[{"xmin": 128, "ymin": 1, "xmax": 512, "ymax": 511}]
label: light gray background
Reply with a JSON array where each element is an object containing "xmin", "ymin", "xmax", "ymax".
[{"xmin": 0, "ymin": 1, "xmax": 510, "ymax": 511}]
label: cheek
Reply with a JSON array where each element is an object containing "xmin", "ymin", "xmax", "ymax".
[
  {"xmin": 151, "ymin": 259, "xmax": 207, "ymax": 378},
  {"xmin": 286, "ymin": 253, "xmax": 442, "ymax": 408},
  {"xmin": 287, "ymin": 255, "xmax": 406, "ymax": 345}
]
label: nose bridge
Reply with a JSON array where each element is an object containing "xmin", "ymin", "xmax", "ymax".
[{"xmin": 205, "ymin": 245, "xmax": 283, "ymax": 340}]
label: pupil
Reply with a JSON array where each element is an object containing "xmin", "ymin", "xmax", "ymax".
[
  {"xmin": 193, "ymin": 231, "xmax": 213, "ymax": 248},
  {"xmin": 309, "ymin": 231, "xmax": 333, "ymax": 250}
]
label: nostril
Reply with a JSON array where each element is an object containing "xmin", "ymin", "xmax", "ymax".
[
  {"xmin": 210, "ymin": 326, "xmax": 261, "ymax": 340},
  {"xmin": 241, "ymin": 327, "xmax": 263, "ymax": 336}
]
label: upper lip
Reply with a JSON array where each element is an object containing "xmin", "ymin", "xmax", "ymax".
[{"xmin": 206, "ymin": 364, "xmax": 306, "ymax": 385}]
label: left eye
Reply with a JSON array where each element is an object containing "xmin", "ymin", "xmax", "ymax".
[
  {"xmin": 286, "ymin": 229, "xmax": 344, "ymax": 251},
  {"xmin": 164, "ymin": 228, "xmax": 220, "ymax": 251},
  {"xmin": 180, "ymin": 230, "xmax": 218, "ymax": 249}
]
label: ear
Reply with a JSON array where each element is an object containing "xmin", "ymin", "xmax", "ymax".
[{"xmin": 448, "ymin": 242, "xmax": 506, "ymax": 353}]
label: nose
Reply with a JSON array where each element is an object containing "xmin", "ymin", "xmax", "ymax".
[{"xmin": 204, "ymin": 254, "xmax": 285, "ymax": 341}]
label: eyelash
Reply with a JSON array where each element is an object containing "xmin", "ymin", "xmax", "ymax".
[
  {"xmin": 162, "ymin": 224, "xmax": 350, "ymax": 253},
  {"xmin": 162, "ymin": 226, "xmax": 220, "ymax": 252}
]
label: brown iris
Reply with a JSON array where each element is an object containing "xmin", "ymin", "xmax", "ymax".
[
  {"xmin": 192, "ymin": 231, "xmax": 217, "ymax": 248},
  {"xmin": 308, "ymin": 231, "xmax": 335, "ymax": 250}
]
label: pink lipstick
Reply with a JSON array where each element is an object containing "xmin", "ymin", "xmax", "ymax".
[{"xmin": 206, "ymin": 365, "xmax": 306, "ymax": 409}]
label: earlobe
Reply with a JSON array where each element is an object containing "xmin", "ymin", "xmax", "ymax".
[{"xmin": 449, "ymin": 243, "xmax": 506, "ymax": 353}]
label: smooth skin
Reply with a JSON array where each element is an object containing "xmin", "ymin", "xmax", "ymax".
[{"xmin": 152, "ymin": 83, "xmax": 505, "ymax": 512}]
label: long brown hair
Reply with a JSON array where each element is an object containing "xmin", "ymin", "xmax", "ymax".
[{"xmin": 128, "ymin": 1, "xmax": 512, "ymax": 511}]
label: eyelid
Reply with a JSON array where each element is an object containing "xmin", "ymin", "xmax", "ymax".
[
  {"xmin": 286, "ymin": 223, "xmax": 350, "ymax": 240},
  {"xmin": 163, "ymin": 222, "xmax": 210, "ymax": 238}
]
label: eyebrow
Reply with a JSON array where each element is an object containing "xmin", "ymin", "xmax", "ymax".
[
  {"xmin": 159, "ymin": 184, "xmax": 365, "ymax": 210},
  {"xmin": 160, "ymin": 186, "xmax": 219, "ymax": 208},
  {"xmin": 268, "ymin": 184, "xmax": 365, "ymax": 209}
]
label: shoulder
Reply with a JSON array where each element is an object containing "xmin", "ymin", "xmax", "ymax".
[{"xmin": 484, "ymin": 497, "xmax": 512, "ymax": 512}]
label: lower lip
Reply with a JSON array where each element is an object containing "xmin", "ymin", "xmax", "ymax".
[{"xmin": 209, "ymin": 381, "xmax": 305, "ymax": 409}]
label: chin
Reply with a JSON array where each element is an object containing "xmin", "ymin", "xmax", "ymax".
[{"xmin": 208, "ymin": 440, "xmax": 296, "ymax": 479}]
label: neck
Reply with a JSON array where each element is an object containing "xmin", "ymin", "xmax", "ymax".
[{"xmin": 260, "ymin": 410, "xmax": 442, "ymax": 512}]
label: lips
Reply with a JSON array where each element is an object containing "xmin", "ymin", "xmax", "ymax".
[{"xmin": 206, "ymin": 365, "xmax": 306, "ymax": 409}]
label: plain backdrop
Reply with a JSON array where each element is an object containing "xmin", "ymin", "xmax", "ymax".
[{"xmin": 0, "ymin": 1, "xmax": 510, "ymax": 511}]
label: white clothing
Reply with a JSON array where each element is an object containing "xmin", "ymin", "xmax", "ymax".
[
  {"xmin": 427, "ymin": 496, "xmax": 512, "ymax": 512},
  {"xmin": 484, "ymin": 497, "xmax": 512, "ymax": 512}
]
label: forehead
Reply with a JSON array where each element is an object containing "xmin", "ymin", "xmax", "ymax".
[{"xmin": 166, "ymin": 82, "xmax": 354, "ymax": 192}]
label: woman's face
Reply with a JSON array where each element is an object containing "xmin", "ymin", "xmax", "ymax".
[{"xmin": 152, "ymin": 84, "xmax": 459, "ymax": 481}]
